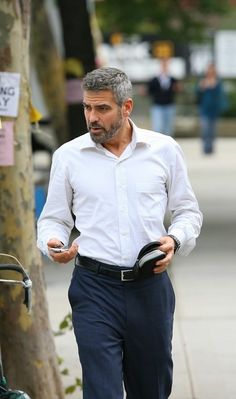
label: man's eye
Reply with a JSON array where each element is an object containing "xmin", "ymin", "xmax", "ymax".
[
  {"xmin": 98, "ymin": 106, "xmax": 109, "ymax": 111},
  {"xmin": 83, "ymin": 104, "xmax": 91, "ymax": 111},
  {"xmin": 83, "ymin": 104, "xmax": 110, "ymax": 112}
]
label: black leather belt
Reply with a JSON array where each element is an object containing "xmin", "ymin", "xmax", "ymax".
[{"xmin": 75, "ymin": 255, "xmax": 138, "ymax": 282}]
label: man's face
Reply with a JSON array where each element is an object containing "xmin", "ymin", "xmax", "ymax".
[{"xmin": 83, "ymin": 90, "xmax": 125, "ymax": 144}]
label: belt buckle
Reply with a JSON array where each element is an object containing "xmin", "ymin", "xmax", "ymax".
[{"xmin": 121, "ymin": 269, "xmax": 134, "ymax": 282}]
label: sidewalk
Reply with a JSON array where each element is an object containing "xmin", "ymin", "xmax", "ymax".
[{"xmin": 43, "ymin": 137, "xmax": 236, "ymax": 399}]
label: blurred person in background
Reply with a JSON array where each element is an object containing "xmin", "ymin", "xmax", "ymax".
[
  {"xmin": 147, "ymin": 58, "xmax": 180, "ymax": 136},
  {"xmin": 196, "ymin": 63, "xmax": 227, "ymax": 154}
]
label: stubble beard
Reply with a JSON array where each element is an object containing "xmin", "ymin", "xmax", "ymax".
[{"xmin": 89, "ymin": 112, "xmax": 123, "ymax": 144}]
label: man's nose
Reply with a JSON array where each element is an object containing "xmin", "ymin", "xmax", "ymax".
[{"xmin": 88, "ymin": 108, "xmax": 99, "ymax": 123}]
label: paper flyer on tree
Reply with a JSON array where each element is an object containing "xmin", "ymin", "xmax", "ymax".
[
  {"xmin": 0, "ymin": 121, "xmax": 14, "ymax": 166},
  {"xmin": 0, "ymin": 72, "xmax": 21, "ymax": 117}
]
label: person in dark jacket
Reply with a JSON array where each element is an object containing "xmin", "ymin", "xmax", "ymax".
[
  {"xmin": 196, "ymin": 63, "xmax": 226, "ymax": 154},
  {"xmin": 148, "ymin": 58, "xmax": 179, "ymax": 136}
]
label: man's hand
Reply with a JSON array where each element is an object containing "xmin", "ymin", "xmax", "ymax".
[
  {"xmin": 47, "ymin": 238, "xmax": 78, "ymax": 264},
  {"xmin": 152, "ymin": 236, "xmax": 176, "ymax": 274}
]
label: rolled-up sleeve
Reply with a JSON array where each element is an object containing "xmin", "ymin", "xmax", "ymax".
[
  {"xmin": 37, "ymin": 150, "xmax": 74, "ymax": 256},
  {"xmin": 166, "ymin": 142, "xmax": 203, "ymax": 256}
]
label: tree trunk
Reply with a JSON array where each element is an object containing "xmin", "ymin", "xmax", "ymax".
[
  {"xmin": 0, "ymin": 1, "xmax": 64, "ymax": 398},
  {"xmin": 57, "ymin": 0, "xmax": 97, "ymax": 139},
  {"xmin": 31, "ymin": 0, "xmax": 69, "ymax": 145}
]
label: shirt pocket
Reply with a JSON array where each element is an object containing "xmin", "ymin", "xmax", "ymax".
[{"xmin": 136, "ymin": 180, "xmax": 167, "ymax": 219}]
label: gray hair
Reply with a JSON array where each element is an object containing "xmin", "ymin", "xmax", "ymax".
[{"xmin": 82, "ymin": 67, "xmax": 133, "ymax": 106}]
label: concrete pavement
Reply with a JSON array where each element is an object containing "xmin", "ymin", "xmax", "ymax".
[
  {"xmin": 43, "ymin": 137, "xmax": 236, "ymax": 399},
  {"xmin": 169, "ymin": 137, "xmax": 236, "ymax": 399}
]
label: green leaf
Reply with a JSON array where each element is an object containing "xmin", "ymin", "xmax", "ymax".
[
  {"xmin": 61, "ymin": 368, "xmax": 69, "ymax": 375},
  {"xmin": 65, "ymin": 385, "xmax": 76, "ymax": 394}
]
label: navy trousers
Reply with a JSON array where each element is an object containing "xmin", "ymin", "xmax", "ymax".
[{"xmin": 68, "ymin": 262, "xmax": 175, "ymax": 399}]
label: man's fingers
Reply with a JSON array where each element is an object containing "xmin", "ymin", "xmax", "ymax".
[{"xmin": 49, "ymin": 243, "xmax": 78, "ymax": 264}]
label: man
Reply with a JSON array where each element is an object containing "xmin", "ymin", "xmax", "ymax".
[
  {"xmin": 148, "ymin": 58, "xmax": 179, "ymax": 136},
  {"xmin": 37, "ymin": 67, "xmax": 202, "ymax": 399},
  {"xmin": 196, "ymin": 63, "xmax": 226, "ymax": 154}
]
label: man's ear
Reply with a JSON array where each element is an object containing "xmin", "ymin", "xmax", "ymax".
[{"xmin": 123, "ymin": 98, "xmax": 133, "ymax": 117}]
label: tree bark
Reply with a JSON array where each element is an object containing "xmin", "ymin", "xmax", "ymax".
[
  {"xmin": 0, "ymin": 1, "xmax": 64, "ymax": 398},
  {"xmin": 57, "ymin": 0, "xmax": 97, "ymax": 139},
  {"xmin": 31, "ymin": 0, "xmax": 69, "ymax": 145}
]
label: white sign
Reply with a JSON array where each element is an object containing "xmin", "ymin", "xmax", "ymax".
[
  {"xmin": 189, "ymin": 44, "xmax": 213, "ymax": 76},
  {"xmin": 99, "ymin": 42, "xmax": 186, "ymax": 82},
  {"xmin": 215, "ymin": 31, "xmax": 236, "ymax": 78},
  {"xmin": 0, "ymin": 72, "xmax": 21, "ymax": 117}
]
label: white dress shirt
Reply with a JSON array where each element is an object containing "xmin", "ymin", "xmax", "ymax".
[{"xmin": 37, "ymin": 120, "xmax": 202, "ymax": 266}]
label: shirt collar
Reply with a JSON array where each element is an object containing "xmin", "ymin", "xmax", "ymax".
[
  {"xmin": 129, "ymin": 119, "xmax": 151, "ymax": 149},
  {"xmin": 78, "ymin": 132, "xmax": 97, "ymax": 150}
]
